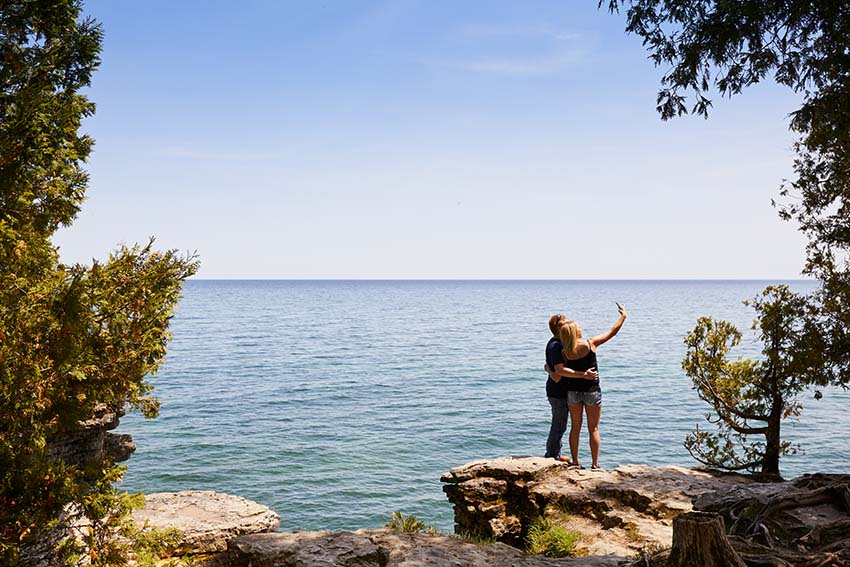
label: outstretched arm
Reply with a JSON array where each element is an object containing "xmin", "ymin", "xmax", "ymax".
[{"xmin": 590, "ymin": 303, "xmax": 627, "ymax": 347}]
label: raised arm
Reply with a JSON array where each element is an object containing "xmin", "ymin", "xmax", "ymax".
[{"xmin": 590, "ymin": 303, "xmax": 627, "ymax": 347}]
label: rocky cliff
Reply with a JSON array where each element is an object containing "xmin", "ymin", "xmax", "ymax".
[
  {"xmin": 138, "ymin": 458, "xmax": 757, "ymax": 566},
  {"xmin": 441, "ymin": 456, "xmax": 756, "ymax": 557},
  {"xmin": 441, "ymin": 457, "xmax": 850, "ymax": 567}
]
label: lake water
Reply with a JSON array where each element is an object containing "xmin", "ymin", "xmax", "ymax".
[{"xmin": 118, "ymin": 280, "xmax": 847, "ymax": 532}]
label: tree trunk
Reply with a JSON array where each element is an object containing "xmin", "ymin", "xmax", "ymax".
[
  {"xmin": 762, "ymin": 401, "xmax": 782, "ymax": 476},
  {"xmin": 668, "ymin": 511, "xmax": 746, "ymax": 567}
]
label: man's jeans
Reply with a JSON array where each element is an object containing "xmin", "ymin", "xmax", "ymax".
[{"xmin": 545, "ymin": 396, "xmax": 569, "ymax": 459}]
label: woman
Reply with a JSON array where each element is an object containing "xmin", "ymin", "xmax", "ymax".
[
  {"xmin": 557, "ymin": 304, "xmax": 627, "ymax": 470},
  {"xmin": 544, "ymin": 314, "xmax": 599, "ymax": 462}
]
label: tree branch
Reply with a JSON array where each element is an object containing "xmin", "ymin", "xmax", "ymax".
[{"xmin": 691, "ymin": 351, "xmax": 770, "ymax": 422}]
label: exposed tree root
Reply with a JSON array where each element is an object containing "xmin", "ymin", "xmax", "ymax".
[{"xmin": 631, "ymin": 474, "xmax": 850, "ymax": 567}]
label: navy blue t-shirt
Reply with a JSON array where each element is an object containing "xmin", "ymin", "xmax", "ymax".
[{"xmin": 545, "ymin": 337, "xmax": 570, "ymax": 398}]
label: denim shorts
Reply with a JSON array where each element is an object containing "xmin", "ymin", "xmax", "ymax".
[{"xmin": 568, "ymin": 390, "xmax": 602, "ymax": 406}]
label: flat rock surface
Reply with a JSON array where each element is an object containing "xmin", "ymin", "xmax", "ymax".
[
  {"xmin": 441, "ymin": 456, "xmax": 566, "ymax": 483},
  {"xmin": 217, "ymin": 529, "xmax": 625, "ymax": 567},
  {"xmin": 133, "ymin": 490, "xmax": 280, "ymax": 554}
]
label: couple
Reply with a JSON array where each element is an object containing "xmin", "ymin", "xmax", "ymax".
[{"xmin": 544, "ymin": 304, "xmax": 627, "ymax": 470}]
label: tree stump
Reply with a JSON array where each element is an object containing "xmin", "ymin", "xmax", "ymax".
[{"xmin": 667, "ymin": 511, "xmax": 746, "ymax": 567}]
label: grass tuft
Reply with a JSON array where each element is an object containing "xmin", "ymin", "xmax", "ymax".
[
  {"xmin": 625, "ymin": 524, "xmax": 646, "ymax": 544},
  {"xmin": 526, "ymin": 516, "xmax": 582, "ymax": 558},
  {"xmin": 385, "ymin": 511, "xmax": 438, "ymax": 533}
]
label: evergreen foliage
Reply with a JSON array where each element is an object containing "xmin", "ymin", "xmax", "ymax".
[
  {"xmin": 0, "ymin": 1, "xmax": 197, "ymax": 564},
  {"xmin": 603, "ymin": 1, "xmax": 850, "ymax": 474}
]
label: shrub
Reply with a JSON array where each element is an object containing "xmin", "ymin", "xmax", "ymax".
[
  {"xmin": 130, "ymin": 523, "xmax": 184, "ymax": 567},
  {"xmin": 384, "ymin": 511, "xmax": 443, "ymax": 535}
]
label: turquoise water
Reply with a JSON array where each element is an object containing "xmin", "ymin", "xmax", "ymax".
[{"xmin": 119, "ymin": 280, "xmax": 847, "ymax": 532}]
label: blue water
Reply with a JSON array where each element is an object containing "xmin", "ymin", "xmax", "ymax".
[{"xmin": 119, "ymin": 280, "xmax": 848, "ymax": 532}]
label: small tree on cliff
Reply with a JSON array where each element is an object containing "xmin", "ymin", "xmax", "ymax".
[
  {"xmin": 0, "ymin": 1, "xmax": 197, "ymax": 565},
  {"xmin": 602, "ymin": 1, "xmax": 850, "ymax": 472},
  {"xmin": 682, "ymin": 286, "xmax": 827, "ymax": 475}
]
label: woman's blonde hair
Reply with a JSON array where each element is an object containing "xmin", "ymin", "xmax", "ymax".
[{"xmin": 559, "ymin": 321, "xmax": 579, "ymax": 359}]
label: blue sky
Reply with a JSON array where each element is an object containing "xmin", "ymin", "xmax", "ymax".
[{"xmin": 53, "ymin": 1, "xmax": 807, "ymax": 279}]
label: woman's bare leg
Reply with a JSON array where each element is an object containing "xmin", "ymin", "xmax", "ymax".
[
  {"xmin": 585, "ymin": 404, "xmax": 602, "ymax": 468},
  {"xmin": 568, "ymin": 404, "xmax": 584, "ymax": 465}
]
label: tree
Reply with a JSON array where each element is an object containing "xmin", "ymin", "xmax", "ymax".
[
  {"xmin": 0, "ymin": 1, "xmax": 197, "ymax": 564},
  {"xmin": 602, "ymin": 0, "xmax": 850, "ymax": 473},
  {"xmin": 682, "ymin": 286, "xmax": 826, "ymax": 475}
]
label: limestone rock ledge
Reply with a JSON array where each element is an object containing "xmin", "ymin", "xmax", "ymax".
[
  {"xmin": 441, "ymin": 457, "xmax": 756, "ymax": 557},
  {"xmin": 206, "ymin": 529, "xmax": 625, "ymax": 567},
  {"xmin": 47, "ymin": 403, "xmax": 136, "ymax": 466},
  {"xmin": 134, "ymin": 491, "xmax": 280, "ymax": 557}
]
